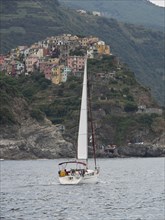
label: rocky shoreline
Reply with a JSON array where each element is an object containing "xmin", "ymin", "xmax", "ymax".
[
  {"xmin": 1, "ymin": 138, "xmax": 165, "ymax": 160},
  {"xmin": 0, "ymin": 116, "xmax": 76, "ymax": 160},
  {"xmin": 98, "ymin": 143, "xmax": 165, "ymax": 158},
  {"xmin": 1, "ymin": 121, "xmax": 164, "ymax": 159},
  {"xmin": 0, "ymin": 98, "xmax": 75, "ymax": 160},
  {"xmin": 0, "ymin": 98, "xmax": 164, "ymax": 160}
]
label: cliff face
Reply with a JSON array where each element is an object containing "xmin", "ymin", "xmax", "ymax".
[
  {"xmin": 0, "ymin": 98, "xmax": 74, "ymax": 160},
  {"xmin": 97, "ymin": 136, "xmax": 165, "ymax": 158},
  {"xmin": 117, "ymin": 143, "xmax": 165, "ymax": 157}
]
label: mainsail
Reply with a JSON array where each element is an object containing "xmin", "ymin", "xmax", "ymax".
[{"xmin": 77, "ymin": 59, "xmax": 88, "ymax": 160}]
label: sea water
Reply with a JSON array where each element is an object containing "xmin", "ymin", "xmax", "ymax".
[{"xmin": 0, "ymin": 158, "xmax": 164, "ymax": 220}]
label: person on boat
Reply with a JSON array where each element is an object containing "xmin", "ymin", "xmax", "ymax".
[
  {"xmin": 70, "ymin": 169, "xmax": 75, "ymax": 175},
  {"xmin": 59, "ymin": 169, "xmax": 66, "ymax": 177},
  {"xmin": 64, "ymin": 169, "xmax": 69, "ymax": 175},
  {"xmin": 79, "ymin": 169, "xmax": 85, "ymax": 176}
]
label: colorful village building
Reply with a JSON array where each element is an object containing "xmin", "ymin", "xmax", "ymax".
[
  {"xmin": 67, "ymin": 56, "xmax": 85, "ymax": 75},
  {"xmin": 87, "ymin": 45, "xmax": 98, "ymax": 59},
  {"xmin": 96, "ymin": 40, "xmax": 110, "ymax": 55},
  {"xmin": 25, "ymin": 55, "xmax": 39, "ymax": 73},
  {"xmin": 1, "ymin": 34, "xmax": 111, "ymax": 82},
  {"xmin": 51, "ymin": 65, "xmax": 62, "ymax": 84},
  {"xmin": 61, "ymin": 66, "xmax": 71, "ymax": 82},
  {"xmin": 0, "ymin": 55, "xmax": 6, "ymax": 68}
]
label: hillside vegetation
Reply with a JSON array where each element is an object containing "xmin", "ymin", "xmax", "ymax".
[
  {"xmin": 60, "ymin": 0, "xmax": 164, "ymax": 30},
  {"xmin": 0, "ymin": 0, "xmax": 164, "ymax": 107},
  {"xmin": 1, "ymin": 55, "xmax": 164, "ymax": 147}
]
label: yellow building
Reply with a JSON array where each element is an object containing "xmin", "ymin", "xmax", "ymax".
[
  {"xmin": 96, "ymin": 41, "xmax": 110, "ymax": 55},
  {"xmin": 105, "ymin": 45, "xmax": 110, "ymax": 55},
  {"xmin": 51, "ymin": 65, "xmax": 64, "ymax": 84}
]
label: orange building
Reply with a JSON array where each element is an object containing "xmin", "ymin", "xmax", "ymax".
[
  {"xmin": 96, "ymin": 41, "xmax": 110, "ymax": 55},
  {"xmin": 51, "ymin": 65, "xmax": 63, "ymax": 84}
]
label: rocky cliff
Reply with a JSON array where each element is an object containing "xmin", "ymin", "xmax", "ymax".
[
  {"xmin": 97, "ymin": 133, "xmax": 165, "ymax": 158},
  {"xmin": 0, "ymin": 98, "xmax": 74, "ymax": 160}
]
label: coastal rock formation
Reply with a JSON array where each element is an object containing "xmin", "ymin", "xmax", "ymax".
[
  {"xmin": 117, "ymin": 143, "xmax": 165, "ymax": 157},
  {"xmin": 0, "ymin": 121, "xmax": 74, "ymax": 160},
  {"xmin": 1, "ymin": 124, "xmax": 164, "ymax": 159},
  {"xmin": 0, "ymin": 98, "xmax": 74, "ymax": 160},
  {"xmin": 97, "ymin": 131, "xmax": 165, "ymax": 158}
]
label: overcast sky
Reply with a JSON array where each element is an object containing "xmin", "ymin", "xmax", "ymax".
[{"xmin": 149, "ymin": 0, "xmax": 165, "ymax": 7}]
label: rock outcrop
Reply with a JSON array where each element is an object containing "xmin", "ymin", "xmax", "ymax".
[
  {"xmin": 0, "ymin": 98, "xmax": 74, "ymax": 160},
  {"xmin": 117, "ymin": 143, "xmax": 165, "ymax": 157},
  {"xmin": 0, "ymin": 120, "xmax": 74, "ymax": 160},
  {"xmin": 97, "ymin": 131, "xmax": 165, "ymax": 158}
]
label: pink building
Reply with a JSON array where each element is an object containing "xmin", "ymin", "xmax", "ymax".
[
  {"xmin": 25, "ymin": 55, "xmax": 39, "ymax": 73},
  {"xmin": 67, "ymin": 56, "xmax": 85, "ymax": 74},
  {"xmin": 39, "ymin": 62, "xmax": 53, "ymax": 80},
  {"xmin": 0, "ymin": 55, "xmax": 6, "ymax": 65}
]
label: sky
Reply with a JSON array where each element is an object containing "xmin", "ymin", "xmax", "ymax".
[{"xmin": 149, "ymin": 0, "xmax": 165, "ymax": 7}]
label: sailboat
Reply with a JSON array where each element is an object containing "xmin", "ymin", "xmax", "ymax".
[{"xmin": 58, "ymin": 59, "xmax": 99, "ymax": 185}]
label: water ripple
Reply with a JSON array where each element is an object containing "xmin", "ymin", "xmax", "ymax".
[{"xmin": 1, "ymin": 158, "xmax": 164, "ymax": 220}]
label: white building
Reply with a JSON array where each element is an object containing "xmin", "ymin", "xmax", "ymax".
[{"xmin": 92, "ymin": 11, "xmax": 101, "ymax": 16}]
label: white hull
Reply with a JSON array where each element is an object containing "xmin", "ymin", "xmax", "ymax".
[
  {"xmin": 59, "ymin": 175, "xmax": 82, "ymax": 185},
  {"xmin": 81, "ymin": 170, "xmax": 99, "ymax": 184},
  {"xmin": 58, "ymin": 169, "xmax": 99, "ymax": 185}
]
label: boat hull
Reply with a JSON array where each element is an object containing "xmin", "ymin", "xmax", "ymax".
[
  {"xmin": 58, "ymin": 169, "xmax": 99, "ymax": 185},
  {"xmin": 59, "ymin": 175, "xmax": 82, "ymax": 185},
  {"xmin": 81, "ymin": 169, "xmax": 99, "ymax": 184},
  {"xmin": 81, "ymin": 173, "xmax": 99, "ymax": 184}
]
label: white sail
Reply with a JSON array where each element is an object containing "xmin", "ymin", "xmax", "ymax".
[{"xmin": 77, "ymin": 59, "xmax": 88, "ymax": 160}]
